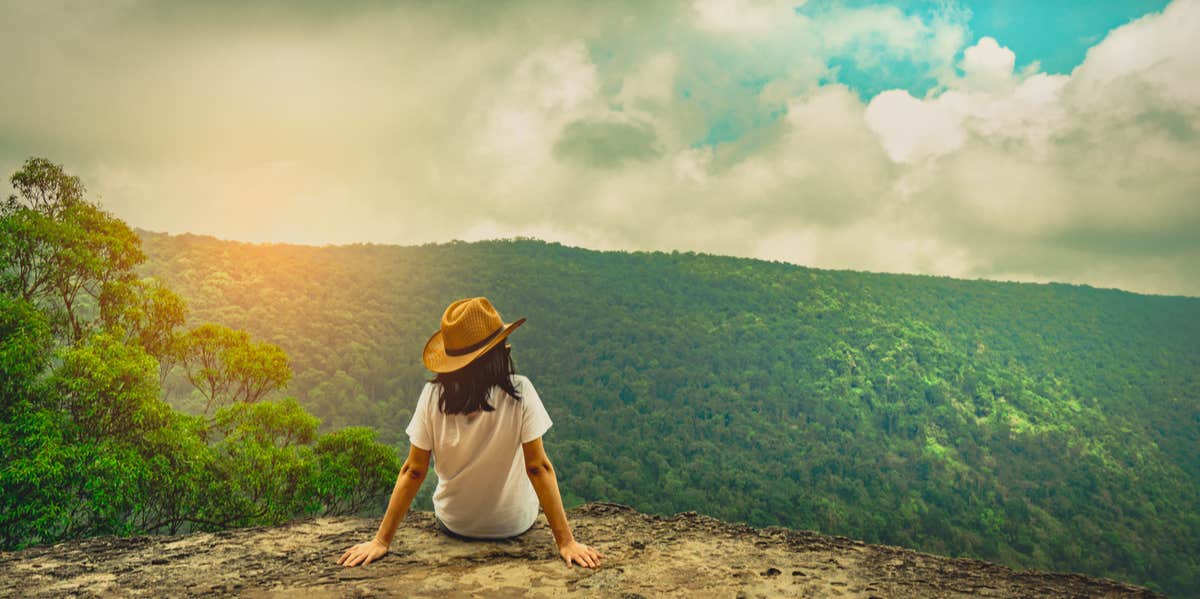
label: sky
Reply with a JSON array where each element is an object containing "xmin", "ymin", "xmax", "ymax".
[{"xmin": 1, "ymin": 0, "xmax": 1197, "ymax": 297}]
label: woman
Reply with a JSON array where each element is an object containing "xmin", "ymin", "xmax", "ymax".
[{"xmin": 338, "ymin": 296, "xmax": 604, "ymax": 569}]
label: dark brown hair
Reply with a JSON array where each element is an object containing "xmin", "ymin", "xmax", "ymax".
[{"xmin": 429, "ymin": 342, "xmax": 522, "ymax": 414}]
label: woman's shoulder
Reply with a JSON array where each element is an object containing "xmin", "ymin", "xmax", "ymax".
[
  {"xmin": 421, "ymin": 380, "xmax": 441, "ymax": 400},
  {"xmin": 508, "ymin": 374, "xmax": 538, "ymax": 396}
]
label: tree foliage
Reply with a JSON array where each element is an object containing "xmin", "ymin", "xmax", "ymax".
[
  {"xmin": 99, "ymin": 275, "xmax": 187, "ymax": 386},
  {"xmin": 171, "ymin": 322, "xmax": 292, "ymax": 417},
  {"xmin": 0, "ymin": 158, "xmax": 398, "ymax": 553},
  {"xmin": 0, "ymin": 158, "xmax": 144, "ymax": 344}
]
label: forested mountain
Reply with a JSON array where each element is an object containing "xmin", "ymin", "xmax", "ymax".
[{"xmin": 134, "ymin": 229, "xmax": 1199, "ymax": 595}]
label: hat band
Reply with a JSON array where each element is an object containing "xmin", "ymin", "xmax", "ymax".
[{"xmin": 444, "ymin": 325, "xmax": 504, "ymax": 356}]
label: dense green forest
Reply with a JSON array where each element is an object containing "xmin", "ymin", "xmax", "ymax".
[
  {"xmin": 3, "ymin": 157, "xmax": 1198, "ymax": 595},
  {"xmin": 1, "ymin": 159, "xmax": 398, "ymax": 553},
  {"xmin": 135, "ymin": 226, "xmax": 1199, "ymax": 595}
]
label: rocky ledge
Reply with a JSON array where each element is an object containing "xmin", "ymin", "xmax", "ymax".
[{"xmin": 0, "ymin": 502, "xmax": 1163, "ymax": 598}]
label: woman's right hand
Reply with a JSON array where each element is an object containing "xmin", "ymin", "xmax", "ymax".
[
  {"xmin": 559, "ymin": 540, "xmax": 604, "ymax": 568},
  {"xmin": 338, "ymin": 537, "xmax": 388, "ymax": 567}
]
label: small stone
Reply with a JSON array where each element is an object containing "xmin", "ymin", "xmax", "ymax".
[
  {"xmin": 762, "ymin": 567, "xmax": 782, "ymax": 577},
  {"xmin": 631, "ymin": 540, "xmax": 646, "ymax": 550}
]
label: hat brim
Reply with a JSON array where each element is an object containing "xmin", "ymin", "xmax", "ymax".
[{"xmin": 422, "ymin": 317, "xmax": 526, "ymax": 374}]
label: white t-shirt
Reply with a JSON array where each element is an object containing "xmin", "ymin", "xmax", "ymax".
[{"xmin": 404, "ymin": 374, "xmax": 553, "ymax": 538}]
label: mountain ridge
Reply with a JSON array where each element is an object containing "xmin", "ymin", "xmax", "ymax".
[{"xmin": 129, "ymin": 227, "xmax": 1195, "ymax": 300}]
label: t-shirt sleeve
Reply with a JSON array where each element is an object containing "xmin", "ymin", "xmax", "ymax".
[
  {"xmin": 405, "ymin": 383, "xmax": 434, "ymax": 451},
  {"xmin": 519, "ymin": 376, "xmax": 553, "ymax": 444}
]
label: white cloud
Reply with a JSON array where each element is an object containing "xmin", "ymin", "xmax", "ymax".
[
  {"xmin": 1069, "ymin": 0, "xmax": 1200, "ymax": 108},
  {"xmin": 1, "ymin": 0, "xmax": 1196, "ymax": 296},
  {"xmin": 864, "ymin": 89, "xmax": 967, "ymax": 164},
  {"xmin": 846, "ymin": 0, "xmax": 1199, "ymax": 294},
  {"xmin": 616, "ymin": 52, "xmax": 679, "ymax": 109},
  {"xmin": 958, "ymin": 36, "xmax": 1016, "ymax": 93},
  {"xmin": 864, "ymin": 34, "xmax": 1073, "ymax": 164},
  {"xmin": 607, "ymin": 83, "xmax": 897, "ymax": 243},
  {"xmin": 473, "ymin": 41, "xmax": 601, "ymax": 157},
  {"xmin": 692, "ymin": 0, "xmax": 794, "ymax": 33},
  {"xmin": 672, "ymin": 147, "xmax": 713, "ymax": 186},
  {"xmin": 460, "ymin": 41, "xmax": 608, "ymax": 209},
  {"xmin": 755, "ymin": 216, "xmax": 975, "ymax": 279}
]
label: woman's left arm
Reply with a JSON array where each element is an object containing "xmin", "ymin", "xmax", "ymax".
[{"xmin": 337, "ymin": 444, "xmax": 432, "ymax": 567}]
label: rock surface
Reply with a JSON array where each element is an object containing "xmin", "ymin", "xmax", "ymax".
[{"xmin": 0, "ymin": 502, "xmax": 1164, "ymax": 598}]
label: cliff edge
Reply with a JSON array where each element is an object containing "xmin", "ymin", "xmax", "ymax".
[{"xmin": 0, "ymin": 503, "xmax": 1163, "ymax": 598}]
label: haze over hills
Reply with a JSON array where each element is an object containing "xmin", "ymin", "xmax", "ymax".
[{"xmin": 131, "ymin": 228, "xmax": 1200, "ymax": 596}]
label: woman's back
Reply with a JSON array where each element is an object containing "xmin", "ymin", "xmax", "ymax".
[
  {"xmin": 405, "ymin": 373, "xmax": 553, "ymax": 538},
  {"xmin": 340, "ymin": 297, "xmax": 600, "ymax": 570}
]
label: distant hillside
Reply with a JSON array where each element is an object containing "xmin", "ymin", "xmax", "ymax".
[
  {"xmin": 0, "ymin": 503, "xmax": 1166, "ymax": 598},
  {"xmin": 134, "ymin": 229, "xmax": 1200, "ymax": 596}
]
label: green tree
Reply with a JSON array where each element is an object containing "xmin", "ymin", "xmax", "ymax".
[
  {"xmin": 0, "ymin": 295, "xmax": 53, "ymax": 418},
  {"xmin": 177, "ymin": 323, "xmax": 291, "ymax": 416},
  {"xmin": 99, "ymin": 276, "xmax": 188, "ymax": 388},
  {"xmin": 208, "ymin": 398, "xmax": 318, "ymax": 526},
  {"xmin": 0, "ymin": 157, "xmax": 144, "ymax": 345},
  {"xmin": 307, "ymin": 427, "xmax": 401, "ymax": 516},
  {"xmin": 52, "ymin": 331, "xmax": 171, "ymax": 442},
  {"xmin": 227, "ymin": 340, "xmax": 291, "ymax": 404}
]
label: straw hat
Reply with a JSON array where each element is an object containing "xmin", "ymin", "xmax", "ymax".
[{"xmin": 422, "ymin": 297, "xmax": 526, "ymax": 373}]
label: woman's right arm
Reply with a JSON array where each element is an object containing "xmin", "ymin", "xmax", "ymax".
[{"xmin": 521, "ymin": 437, "xmax": 604, "ymax": 569}]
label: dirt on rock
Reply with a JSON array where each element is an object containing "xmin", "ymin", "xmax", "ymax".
[{"xmin": 0, "ymin": 502, "xmax": 1164, "ymax": 598}]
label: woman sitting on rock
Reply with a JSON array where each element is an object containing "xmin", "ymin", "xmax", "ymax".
[{"xmin": 338, "ymin": 297, "xmax": 604, "ymax": 569}]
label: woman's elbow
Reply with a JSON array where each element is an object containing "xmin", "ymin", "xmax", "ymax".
[
  {"xmin": 526, "ymin": 459, "xmax": 554, "ymax": 478},
  {"xmin": 400, "ymin": 462, "xmax": 428, "ymax": 481}
]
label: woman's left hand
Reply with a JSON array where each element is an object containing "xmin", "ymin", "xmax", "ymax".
[
  {"xmin": 338, "ymin": 538, "xmax": 388, "ymax": 567},
  {"xmin": 559, "ymin": 540, "xmax": 604, "ymax": 568}
]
